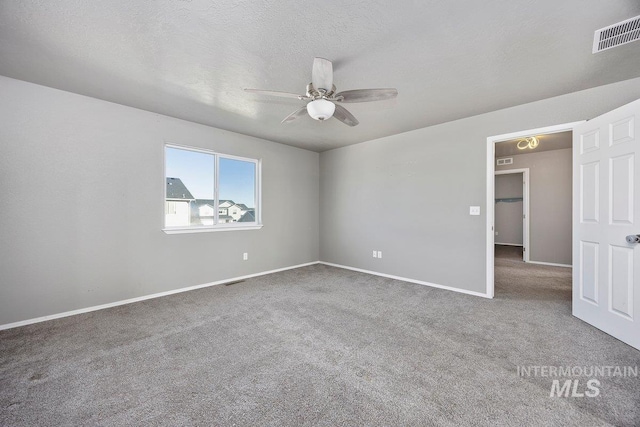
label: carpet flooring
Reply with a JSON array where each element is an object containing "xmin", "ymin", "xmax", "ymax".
[{"xmin": 1, "ymin": 257, "xmax": 639, "ymax": 426}]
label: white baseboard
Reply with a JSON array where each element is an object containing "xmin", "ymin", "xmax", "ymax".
[
  {"xmin": 495, "ymin": 243, "xmax": 523, "ymax": 247},
  {"xmin": 0, "ymin": 261, "xmax": 320, "ymax": 331},
  {"xmin": 527, "ymin": 260, "xmax": 572, "ymax": 268},
  {"xmin": 319, "ymin": 262, "xmax": 492, "ymax": 299}
]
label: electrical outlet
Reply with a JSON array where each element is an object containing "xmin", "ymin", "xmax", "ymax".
[
  {"xmin": 243, "ymin": 252, "xmax": 248, "ymax": 261},
  {"xmin": 470, "ymin": 206, "xmax": 481, "ymax": 215},
  {"xmin": 495, "ymin": 231, "xmax": 499, "ymax": 236},
  {"xmin": 373, "ymin": 250, "xmax": 377, "ymax": 258},
  {"xmin": 377, "ymin": 251, "xmax": 382, "ymax": 259}
]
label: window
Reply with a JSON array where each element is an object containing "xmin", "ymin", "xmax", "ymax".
[{"xmin": 164, "ymin": 145, "xmax": 261, "ymax": 233}]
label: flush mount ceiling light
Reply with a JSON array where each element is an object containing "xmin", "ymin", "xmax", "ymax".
[
  {"xmin": 306, "ymin": 99, "xmax": 336, "ymax": 121},
  {"xmin": 517, "ymin": 136, "xmax": 540, "ymax": 150}
]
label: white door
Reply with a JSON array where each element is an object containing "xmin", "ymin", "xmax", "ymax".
[{"xmin": 573, "ymin": 99, "xmax": 640, "ymax": 350}]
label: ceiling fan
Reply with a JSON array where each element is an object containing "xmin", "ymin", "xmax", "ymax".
[{"xmin": 244, "ymin": 57, "xmax": 398, "ymax": 127}]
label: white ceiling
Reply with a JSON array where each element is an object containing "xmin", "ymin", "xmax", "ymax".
[
  {"xmin": 1, "ymin": 1, "xmax": 639, "ymax": 152},
  {"xmin": 495, "ymin": 131, "xmax": 573, "ymax": 157}
]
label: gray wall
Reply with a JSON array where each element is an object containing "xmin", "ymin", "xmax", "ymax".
[
  {"xmin": 497, "ymin": 149, "xmax": 572, "ymax": 265},
  {"xmin": 0, "ymin": 76, "xmax": 319, "ymax": 325},
  {"xmin": 3, "ymin": 75, "xmax": 640, "ymax": 324},
  {"xmin": 320, "ymin": 77, "xmax": 640, "ymax": 294},
  {"xmin": 495, "ymin": 173, "xmax": 523, "ymax": 246}
]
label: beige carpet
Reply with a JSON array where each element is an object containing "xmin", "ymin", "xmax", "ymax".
[{"xmin": 494, "ymin": 244, "xmax": 523, "ymax": 261}]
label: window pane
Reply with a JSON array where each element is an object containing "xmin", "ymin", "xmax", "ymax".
[
  {"xmin": 165, "ymin": 147, "xmax": 214, "ymax": 227},
  {"xmin": 219, "ymin": 157, "xmax": 256, "ymax": 223}
]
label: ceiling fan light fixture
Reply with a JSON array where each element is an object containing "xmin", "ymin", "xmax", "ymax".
[
  {"xmin": 245, "ymin": 57, "xmax": 397, "ymax": 126},
  {"xmin": 307, "ymin": 99, "xmax": 335, "ymax": 121}
]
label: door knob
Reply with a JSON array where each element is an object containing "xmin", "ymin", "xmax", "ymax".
[{"xmin": 626, "ymin": 235, "xmax": 640, "ymax": 244}]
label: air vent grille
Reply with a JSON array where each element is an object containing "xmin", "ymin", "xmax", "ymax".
[
  {"xmin": 593, "ymin": 15, "xmax": 640, "ymax": 53},
  {"xmin": 497, "ymin": 158, "xmax": 513, "ymax": 166}
]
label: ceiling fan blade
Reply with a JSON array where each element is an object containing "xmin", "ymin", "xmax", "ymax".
[
  {"xmin": 312, "ymin": 57, "xmax": 333, "ymax": 92},
  {"xmin": 335, "ymin": 88, "xmax": 398, "ymax": 103},
  {"xmin": 333, "ymin": 104, "xmax": 359, "ymax": 127},
  {"xmin": 281, "ymin": 106, "xmax": 308, "ymax": 124},
  {"xmin": 244, "ymin": 88, "xmax": 305, "ymax": 99}
]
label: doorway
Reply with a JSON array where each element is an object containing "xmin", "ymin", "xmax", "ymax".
[
  {"xmin": 494, "ymin": 169, "xmax": 529, "ymax": 262},
  {"xmin": 485, "ymin": 121, "xmax": 584, "ymax": 298}
]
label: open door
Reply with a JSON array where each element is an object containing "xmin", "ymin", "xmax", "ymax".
[{"xmin": 573, "ymin": 99, "xmax": 640, "ymax": 350}]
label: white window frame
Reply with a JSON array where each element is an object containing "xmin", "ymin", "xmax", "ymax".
[{"xmin": 163, "ymin": 143, "xmax": 262, "ymax": 234}]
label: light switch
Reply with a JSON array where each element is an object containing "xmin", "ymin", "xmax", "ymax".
[{"xmin": 470, "ymin": 206, "xmax": 481, "ymax": 215}]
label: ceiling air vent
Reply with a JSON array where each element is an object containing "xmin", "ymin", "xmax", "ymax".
[
  {"xmin": 593, "ymin": 15, "xmax": 640, "ymax": 53},
  {"xmin": 497, "ymin": 158, "xmax": 513, "ymax": 166}
]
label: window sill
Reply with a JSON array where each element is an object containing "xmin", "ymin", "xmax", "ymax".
[{"xmin": 163, "ymin": 224, "xmax": 263, "ymax": 234}]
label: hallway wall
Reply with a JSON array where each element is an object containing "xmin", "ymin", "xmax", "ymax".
[{"xmin": 496, "ymin": 148, "xmax": 572, "ymax": 265}]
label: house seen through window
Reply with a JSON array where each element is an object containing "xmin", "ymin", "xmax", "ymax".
[{"xmin": 164, "ymin": 145, "xmax": 260, "ymax": 230}]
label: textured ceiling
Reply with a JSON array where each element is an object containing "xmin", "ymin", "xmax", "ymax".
[
  {"xmin": 495, "ymin": 131, "xmax": 572, "ymax": 157},
  {"xmin": 1, "ymin": 1, "xmax": 639, "ymax": 152}
]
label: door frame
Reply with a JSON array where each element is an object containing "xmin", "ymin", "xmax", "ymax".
[
  {"xmin": 485, "ymin": 121, "xmax": 585, "ymax": 298},
  {"xmin": 495, "ymin": 168, "xmax": 530, "ymax": 262}
]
